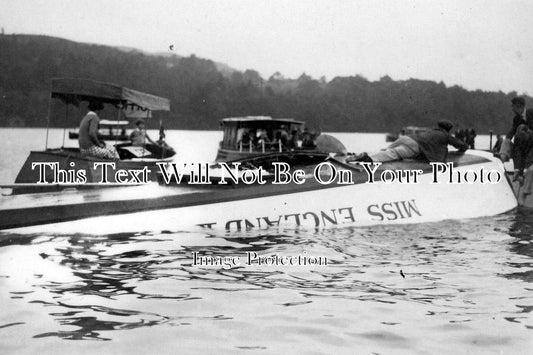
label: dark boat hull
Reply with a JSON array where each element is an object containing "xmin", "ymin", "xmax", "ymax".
[{"xmin": 13, "ymin": 146, "xmax": 175, "ymax": 194}]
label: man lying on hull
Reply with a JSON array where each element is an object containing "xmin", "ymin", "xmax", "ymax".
[{"xmin": 347, "ymin": 120, "xmax": 468, "ymax": 164}]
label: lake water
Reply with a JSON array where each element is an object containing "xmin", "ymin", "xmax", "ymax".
[{"xmin": 0, "ymin": 129, "xmax": 531, "ymax": 354}]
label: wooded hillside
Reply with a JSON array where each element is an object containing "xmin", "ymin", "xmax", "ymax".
[{"xmin": 0, "ymin": 34, "xmax": 528, "ymax": 134}]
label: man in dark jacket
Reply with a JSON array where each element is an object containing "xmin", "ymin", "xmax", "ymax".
[
  {"xmin": 503, "ymin": 97, "xmax": 533, "ymax": 178},
  {"xmin": 410, "ymin": 121, "xmax": 468, "ymax": 162},
  {"xmin": 349, "ymin": 120, "xmax": 467, "ymax": 163},
  {"xmin": 506, "ymin": 97, "xmax": 533, "ymax": 139}
]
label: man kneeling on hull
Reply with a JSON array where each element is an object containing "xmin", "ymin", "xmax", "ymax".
[
  {"xmin": 500, "ymin": 97, "xmax": 533, "ymax": 182},
  {"xmin": 348, "ymin": 120, "xmax": 468, "ymax": 164}
]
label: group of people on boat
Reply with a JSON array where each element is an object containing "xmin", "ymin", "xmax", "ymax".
[
  {"xmin": 454, "ymin": 127, "xmax": 477, "ymax": 149},
  {"xmin": 237, "ymin": 126, "xmax": 317, "ymax": 151},
  {"xmin": 78, "ymin": 100, "xmax": 169, "ymax": 160},
  {"xmin": 78, "ymin": 95, "xmax": 532, "ymax": 177},
  {"xmin": 348, "ymin": 96, "xmax": 533, "ymax": 182}
]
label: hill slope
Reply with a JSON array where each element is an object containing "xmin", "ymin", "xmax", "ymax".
[{"xmin": 0, "ymin": 34, "xmax": 527, "ymax": 134}]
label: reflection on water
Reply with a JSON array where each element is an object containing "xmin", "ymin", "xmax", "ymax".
[
  {"xmin": 505, "ymin": 210, "xmax": 533, "ymax": 284},
  {"xmin": 0, "ymin": 212, "xmax": 532, "ymax": 352}
]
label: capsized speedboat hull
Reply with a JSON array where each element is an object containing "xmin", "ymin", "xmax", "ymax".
[{"xmin": 0, "ymin": 151, "xmax": 517, "ymax": 234}]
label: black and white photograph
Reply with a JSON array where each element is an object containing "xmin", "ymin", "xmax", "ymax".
[{"xmin": 0, "ymin": 0, "xmax": 532, "ymax": 353}]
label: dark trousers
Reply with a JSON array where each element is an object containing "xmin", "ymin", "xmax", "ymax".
[{"xmin": 512, "ymin": 125, "xmax": 533, "ymax": 172}]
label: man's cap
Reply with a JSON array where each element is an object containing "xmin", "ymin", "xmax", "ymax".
[
  {"xmin": 511, "ymin": 97, "xmax": 526, "ymax": 107},
  {"xmin": 437, "ymin": 120, "xmax": 454, "ymax": 132},
  {"xmin": 135, "ymin": 118, "xmax": 145, "ymax": 125}
]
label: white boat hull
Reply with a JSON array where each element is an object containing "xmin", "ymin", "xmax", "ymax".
[{"xmin": 2, "ymin": 151, "xmax": 517, "ymax": 235}]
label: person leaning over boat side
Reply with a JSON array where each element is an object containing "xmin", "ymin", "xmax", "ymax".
[
  {"xmin": 466, "ymin": 127, "xmax": 477, "ymax": 149},
  {"xmin": 78, "ymin": 101, "xmax": 120, "ymax": 160},
  {"xmin": 500, "ymin": 97, "xmax": 533, "ymax": 180},
  {"xmin": 492, "ymin": 135, "xmax": 504, "ymax": 153},
  {"xmin": 455, "ymin": 126, "xmax": 466, "ymax": 143},
  {"xmin": 348, "ymin": 120, "xmax": 468, "ymax": 163}
]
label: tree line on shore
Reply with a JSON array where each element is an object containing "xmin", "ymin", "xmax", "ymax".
[{"xmin": 0, "ymin": 34, "xmax": 529, "ymax": 135}]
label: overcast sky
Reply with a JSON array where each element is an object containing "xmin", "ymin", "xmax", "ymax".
[{"xmin": 2, "ymin": 0, "xmax": 532, "ymax": 94}]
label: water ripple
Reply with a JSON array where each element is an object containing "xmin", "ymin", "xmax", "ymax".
[{"xmin": 0, "ymin": 211, "xmax": 532, "ymax": 352}]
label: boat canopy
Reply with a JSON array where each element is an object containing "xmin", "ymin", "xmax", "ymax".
[
  {"xmin": 50, "ymin": 78, "xmax": 170, "ymax": 111},
  {"xmin": 123, "ymin": 106, "xmax": 153, "ymax": 119}
]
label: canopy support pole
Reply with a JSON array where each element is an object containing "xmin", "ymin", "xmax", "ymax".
[
  {"xmin": 159, "ymin": 114, "xmax": 167, "ymax": 159},
  {"xmin": 115, "ymin": 103, "xmax": 123, "ymax": 146},
  {"xmin": 141, "ymin": 109, "xmax": 149, "ymax": 161},
  {"xmin": 61, "ymin": 104, "xmax": 69, "ymax": 148},
  {"xmin": 44, "ymin": 93, "xmax": 53, "ymax": 150}
]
